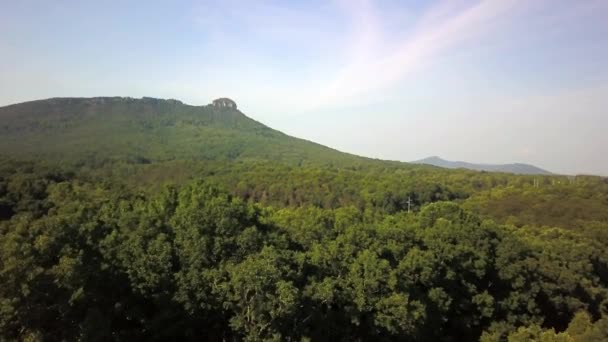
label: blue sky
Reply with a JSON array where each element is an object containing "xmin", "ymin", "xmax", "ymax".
[{"xmin": 1, "ymin": 0, "xmax": 607, "ymax": 175}]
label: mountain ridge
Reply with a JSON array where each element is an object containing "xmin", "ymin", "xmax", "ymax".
[
  {"xmin": 413, "ymin": 156, "xmax": 552, "ymax": 175},
  {"xmin": 0, "ymin": 97, "xmax": 556, "ymax": 176},
  {"xmin": 0, "ymin": 96, "xmax": 379, "ymax": 167}
]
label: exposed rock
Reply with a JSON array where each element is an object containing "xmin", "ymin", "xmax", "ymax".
[{"xmin": 212, "ymin": 97, "xmax": 237, "ymax": 109}]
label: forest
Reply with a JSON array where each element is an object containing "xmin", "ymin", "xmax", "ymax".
[
  {"xmin": 1, "ymin": 158, "xmax": 608, "ymax": 341},
  {"xmin": 1, "ymin": 98, "xmax": 608, "ymax": 341}
]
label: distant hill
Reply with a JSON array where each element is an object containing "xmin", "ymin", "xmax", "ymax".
[
  {"xmin": 0, "ymin": 97, "xmax": 557, "ymax": 177},
  {"xmin": 0, "ymin": 97, "xmax": 375, "ymax": 167},
  {"xmin": 413, "ymin": 156, "xmax": 551, "ymax": 175}
]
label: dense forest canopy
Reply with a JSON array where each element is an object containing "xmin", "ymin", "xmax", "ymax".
[{"xmin": 1, "ymin": 98, "xmax": 607, "ymax": 341}]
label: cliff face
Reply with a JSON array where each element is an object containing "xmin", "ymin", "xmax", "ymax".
[{"xmin": 212, "ymin": 98, "xmax": 237, "ymax": 109}]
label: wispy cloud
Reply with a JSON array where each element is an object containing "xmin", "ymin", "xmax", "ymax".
[
  {"xmin": 188, "ymin": 0, "xmax": 540, "ymax": 110},
  {"xmin": 175, "ymin": 0, "xmax": 606, "ymax": 114},
  {"xmin": 316, "ymin": 0, "xmax": 527, "ymax": 106},
  {"xmin": 310, "ymin": 0, "xmax": 605, "ymax": 108}
]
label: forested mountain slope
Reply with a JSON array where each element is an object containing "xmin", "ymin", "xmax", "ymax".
[
  {"xmin": 1, "ymin": 97, "xmax": 608, "ymax": 341},
  {"xmin": 0, "ymin": 97, "xmax": 370, "ymax": 166}
]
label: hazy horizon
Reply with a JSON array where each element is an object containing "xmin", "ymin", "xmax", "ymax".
[{"xmin": 2, "ymin": 0, "xmax": 607, "ymax": 175}]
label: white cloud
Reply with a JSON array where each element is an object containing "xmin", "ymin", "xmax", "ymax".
[{"xmin": 316, "ymin": 0, "xmax": 527, "ymax": 107}]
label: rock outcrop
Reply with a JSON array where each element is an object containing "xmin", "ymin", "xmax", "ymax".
[{"xmin": 212, "ymin": 98, "xmax": 237, "ymax": 109}]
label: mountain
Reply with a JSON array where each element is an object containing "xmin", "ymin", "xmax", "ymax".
[
  {"xmin": 0, "ymin": 97, "xmax": 373, "ymax": 167},
  {"xmin": 413, "ymin": 156, "xmax": 551, "ymax": 175},
  {"xmin": 0, "ymin": 97, "xmax": 555, "ymax": 177}
]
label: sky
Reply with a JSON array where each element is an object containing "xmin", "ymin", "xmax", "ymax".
[{"xmin": 1, "ymin": 0, "xmax": 607, "ymax": 175}]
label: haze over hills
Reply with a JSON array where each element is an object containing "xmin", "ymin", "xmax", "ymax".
[
  {"xmin": 0, "ymin": 97, "xmax": 572, "ymax": 177},
  {"xmin": 413, "ymin": 156, "xmax": 552, "ymax": 175}
]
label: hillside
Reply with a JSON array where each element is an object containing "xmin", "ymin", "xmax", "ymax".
[
  {"xmin": 1, "ymin": 97, "xmax": 608, "ymax": 341},
  {"xmin": 0, "ymin": 97, "xmax": 370, "ymax": 167},
  {"xmin": 414, "ymin": 156, "xmax": 551, "ymax": 175}
]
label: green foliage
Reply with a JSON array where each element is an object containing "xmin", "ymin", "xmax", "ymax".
[
  {"xmin": 481, "ymin": 311, "xmax": 608, "ymax": 342},
  {"xmin": 463, "ymin": 182, "xmax": 608, "ymax": 229},
  {"xmin": 1, "ymin": 162, "xmax": 607, "ymax": 340},
  {"xmin": 566, "ymin": 311, "xmax": 608, "ymax": 341},
  {"xmin": 1, "ymin": 98, "xmax": 608, "ymax": 340},
  {"xmin": 0, "ymin": 97, "xmax": 372, "ymax": 167}
]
